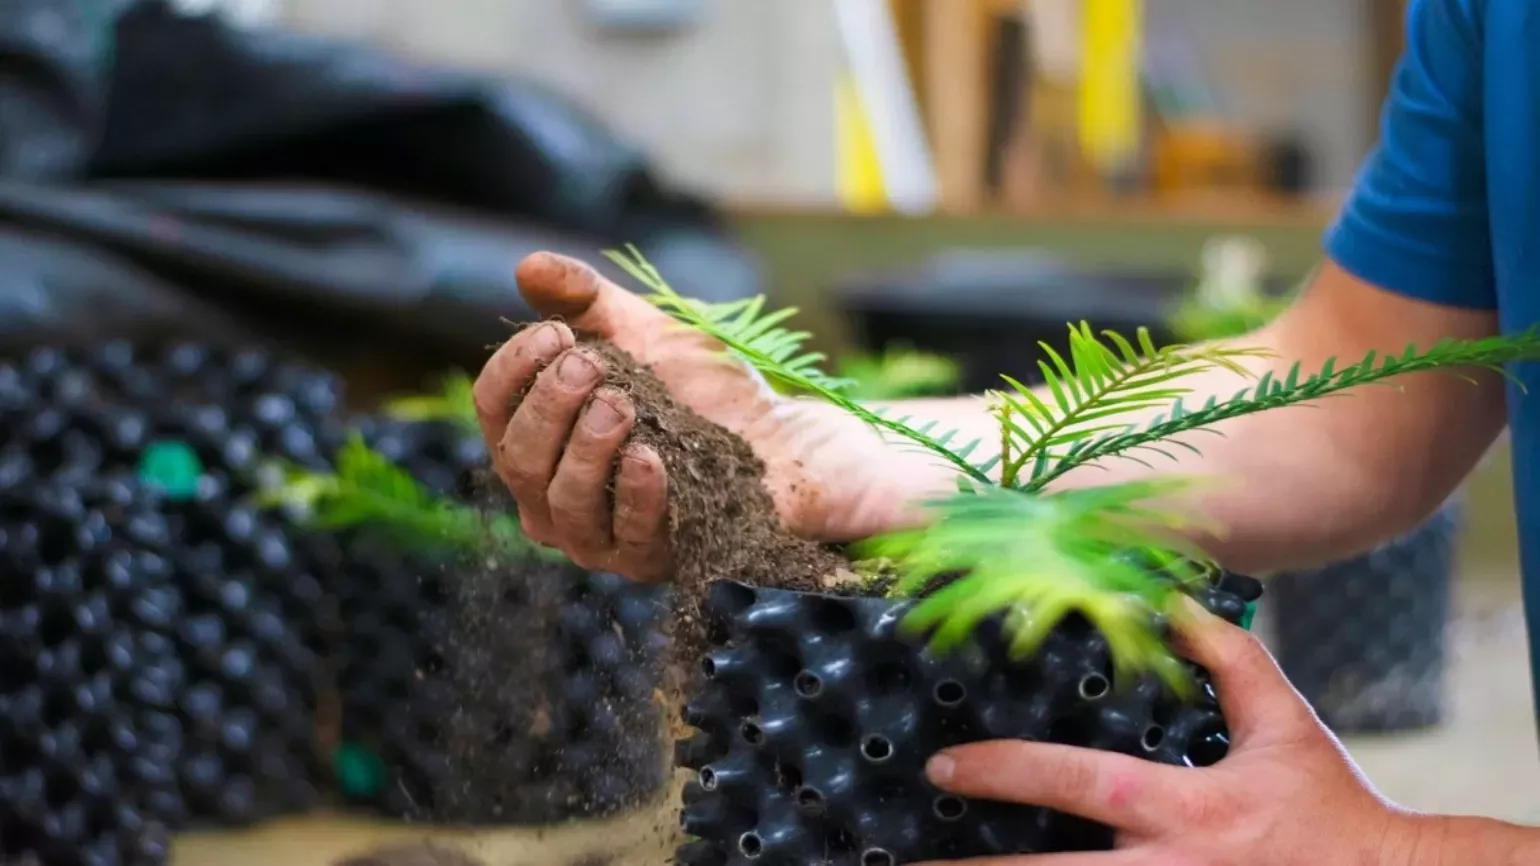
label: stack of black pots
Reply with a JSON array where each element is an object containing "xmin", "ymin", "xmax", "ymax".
[
  {"xmin": 675, "ymin": 573, "xmax": 1261, "ymax": 865},
  {"xmin": 0, "ymin": 338, "xmax": 678, "ymax": 863},
  {"xmin": 0, "ymin": 340, "xmax": 348, "ymax": 863}
]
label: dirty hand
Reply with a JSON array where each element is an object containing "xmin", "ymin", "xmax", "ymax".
[
  {"xmin": 920, "ymin": 599, "xmax": 1426, "ymax": 866},
  {"xmin": 473, "ymin": 252, "xmax": 940, "ymax": 582}
]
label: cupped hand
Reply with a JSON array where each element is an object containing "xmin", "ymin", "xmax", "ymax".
[
  {"xmin": 919, "ymin": 599, "xmax": 1423, "ymax": 865},
  {"xmin": 473, "ymin": 252, "xmax": 942, "ymax": 582}
]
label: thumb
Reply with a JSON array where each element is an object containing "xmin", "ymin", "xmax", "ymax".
[
  {"xmin": 1170, "ymin": 595, "xmax": 1315, "ymax": 745},
  {"xmin": 515, "ymin": 251, "xmax": 673, "ymax": 338}
]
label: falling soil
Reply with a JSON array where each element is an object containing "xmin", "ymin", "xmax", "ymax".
[
  {"xmin": 429, "ymin": 331, "xmax": 857, "ymax": 835},
  {"xmin": 555, "ymin": 337, "xmax": 853, "ymax": 659},
  {"xmin": 426, "ymin": 554, "xmax": 572, "ymax": 824}
]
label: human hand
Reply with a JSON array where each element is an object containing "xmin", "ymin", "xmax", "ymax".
[
  {"xmin": 473, "ymin": 252, "xmax": 941, "ymax": 582},
  {"xmin": 919, "ymin": 598, "xmax": 1422, "ymax": 865}
]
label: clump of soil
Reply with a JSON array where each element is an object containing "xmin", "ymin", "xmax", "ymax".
[{"xmin": 545, "ymin": 337, "xmax": 853, "ymax": 659}]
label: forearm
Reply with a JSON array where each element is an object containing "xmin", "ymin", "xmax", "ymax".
[
  {"xmin": 1395, "ymin": 815, "xmax": 1540, "ymax": 866},
  {"xmin": 856, "ymin": 262, "xmax": 1505, "ymax": 573}
]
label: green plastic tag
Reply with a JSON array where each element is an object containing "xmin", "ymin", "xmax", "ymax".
[
  {"xmin": 1239, "ymin": 601, "xmax": 1258, "ymax": 632},
  {"xmin": 334, "ymin": 742, "xmax": 387, "ymax": 799},
  {"xmin": 136, "ymin": 440, "xmax": 204, "ymax": 501}
]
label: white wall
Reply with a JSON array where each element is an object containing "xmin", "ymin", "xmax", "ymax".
[
  {"xmin": 1152, "ymin": 0, "xmax": 1373, "ymax": 195},
  {"xmin": 272, "ymin": 0, "xmax": 1371, "ymax": 206},
  {"xmin": 277, "ymin": 0, "xmax": 841, "ymax": 206}
]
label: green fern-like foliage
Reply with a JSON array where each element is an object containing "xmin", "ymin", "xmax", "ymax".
[
  {"xmin": 604, "ymin": 244, "xmax": 1540, "ymax": 690},
  {"xmin": 852, "ymin": 480, "xmax": 1218, "ymax": 691},
  {"xmin": 382, "ymin": 370, "xmax": 479, "ymax": 434},
  {"xmin": 254, "ymin": 433, "xmax": 562, "ymax": 563},
  {"xmin": 836, "ymin": 345, "xmax": 962, "ymax": 400}
]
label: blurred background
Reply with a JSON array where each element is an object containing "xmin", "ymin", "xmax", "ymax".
[{"xmin": 0, "ymin": 0, "xmax": 1531, "ymax": 864}]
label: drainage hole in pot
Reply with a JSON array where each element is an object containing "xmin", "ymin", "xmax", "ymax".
[
  {"xmin": 932, "ymin": 794, "xmax": 968, "ymax": 821},
  {"xmin": 698, "ymin": 767, "xmax": 718, "ymax": 790},
  {"xmin": 740, "ymin": 720, "xmax": 765, "ymax": 745},
  {"xmin": 861, "ymin": 735, "xmax": 894, "ymax": 763},
  {"xmin": 861, "ymin": 848, "xmax": 896, "ymax": 866},
  {"xmin": 809, "ymin": 597, "xmax": 859, "ymax": 633},
  {"xmin": 739, "ymin": 832, "xmax": 764, "ymax": 859},
  {"xmin": 1140, "ymin": 725, "xmax": 1166, "ymax": 752},
  {"xmin": 794, "ymin": 785, "xmax": 826, "ymax": 814},
  {"xmin": 1078, "ymin": 672, "xmax": 1111, "ymax": 701},
  {"xmin": 933, "ymin": 679, "xmax": 967, "ymax": 707},
  {"xmin": 794, "ymin": 670, "xmax": 824, "ymax": 698}
]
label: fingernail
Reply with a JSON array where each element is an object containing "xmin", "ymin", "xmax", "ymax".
[
  {"xmin": 925, "ymin": 754, "xmax": 954, "ymax": 784},
  {"xmin": 584, "ymin": 397, "xmax": 623, "ymax": 433},
  {"xmin": 621, "ymin": 450, "xmax": 653, "ymax": 474},
  {"xmin": 557, "ymin": 351, "xmax": 599, "ymax": 387},
  {"xmin": 529, "ymin": 323, "xmax": 563, "ymax": 356}
]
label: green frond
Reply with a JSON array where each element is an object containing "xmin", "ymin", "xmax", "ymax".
[
  {"xmin": 853, "ymin": 482, "xmax": 1216, "ymax": 696},
  {"xmin": 993, "ymin": 323, "xmax": 1271, "ymax": 487},
  {"xmin": 836, "ymin": 345, "xmax": 962, "ymax": 400},
  {"xmin": 1023, "ymin": 327, "xmax": 1540, "ymax": 491},
  {"xmin": 252, "ymin": 433, "xmax": 562, "ymax": 563},
  {"xmin": 604, "ymin": 244, "xmax": 995, "ymax": 484},
  {"xmin": 382, "ymin": 370, "xmax": 479, "ymax": 435}
]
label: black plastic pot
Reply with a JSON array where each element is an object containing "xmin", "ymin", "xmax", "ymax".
[
  {"xmin": 1269, "ymin": 498, "xmax": 1461, "ymax": 734},
  {"xmin": 833, "ymin": 249, "xmax": 1292, "ymax": 394},
  {"xmin": 673, "ymin": 573, "xmax": 1261, "ymax": 864}
]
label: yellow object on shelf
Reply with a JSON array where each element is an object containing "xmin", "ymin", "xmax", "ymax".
[
  {"xmin": 835, "ymin": 70, "xmax": 889, "ymax": 214},
  {"xmin": 1077, "ymin": 0, "xmax": 1142, "ymax": 176}
]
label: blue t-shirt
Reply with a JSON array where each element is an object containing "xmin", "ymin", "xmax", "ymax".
[{"xmin": 1323, "ymin": 0, "xmax": 1540, "ymax": 715}]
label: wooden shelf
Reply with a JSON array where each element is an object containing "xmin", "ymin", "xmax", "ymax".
[{"xmin": 726, "ymin": 192, "xmax": 1340, "ymax": 228}]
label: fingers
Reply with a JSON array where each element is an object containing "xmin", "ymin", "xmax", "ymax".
[
  {"xmin": 498, "ymin": 347, "xmax": 605, "ymax": 539},
  {"xmin": 477, "ymin": 333, "xmax": 672, "ymax": 581},
  {"xmin": 926, "ymin": 740, "xmax": 1186, "ymax": 836},
  {"xmin": 1170, "ymin": 595, "xmax": 1315, "ymax": 744},
  {"xmin": 474, "ymin": 321, "xmax": 574, "ymax": 456},
  {"xmin": 612, "ymin": 446, "xmax": 670, "ymax": 582},
  {"xmin": 547, "ymin": 387, "xmax": 635, "ymax": 557}
]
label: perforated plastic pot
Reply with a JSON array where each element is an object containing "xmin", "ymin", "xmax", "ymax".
[
  {"xmin": 1269, "ymin": 498, "xmax": 1460, "ymax": 734},
  {"xmin": 673, "ymin": 573, "xmax": 1260, "ymax": 865}
]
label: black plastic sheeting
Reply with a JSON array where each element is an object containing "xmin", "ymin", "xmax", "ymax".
[{"xmin": 0, "ymin": 0, "xmax": 763, "ymax": 355}]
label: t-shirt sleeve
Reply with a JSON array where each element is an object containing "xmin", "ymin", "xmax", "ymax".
[{"xmin": 1324, "ymin": 0, "xmax": 1495, "ymax": 310}]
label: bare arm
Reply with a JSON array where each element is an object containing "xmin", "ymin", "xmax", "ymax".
[
  {"xmin": 1403, "ymin": 815, "xmax": 1540, "ymax": 866},
  {"xmin": 865, "ymin": 260, "xmax": 1506, "ymax": 574}
]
